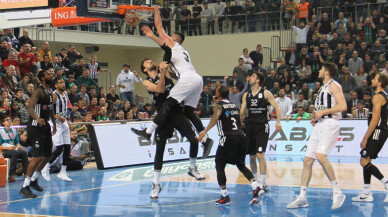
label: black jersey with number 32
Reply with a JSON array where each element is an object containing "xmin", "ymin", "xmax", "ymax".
[
  {"xmin": 368, "ymin": 91, "xmax": 388, "ymax": 131},
  {"xmin": 217, "ymin": 100, "xmax": 244, "ymax": 136},
  {"xmin": 147, "ymin": 73, "xmax": 175, "ymax": 111},
  {"xmin": 246, "ymin": 88, "xmax": 271, "ymax": 124}
]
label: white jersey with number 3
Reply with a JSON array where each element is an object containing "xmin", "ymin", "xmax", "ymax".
[{"xmin": 170, "ymin": 43, "xmax": 198, "ymax": 78}]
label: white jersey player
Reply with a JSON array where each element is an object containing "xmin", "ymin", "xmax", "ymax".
[
  {"xmin": 42, "ymin": 77, "xmax": 72, "ymax": 182},
  {"xmin": 287, "ymin": 62, "xmax": 347, "ymax": 210},
  {"xmin": 132, "ymin": 5, "xmax": 214, "ymax": 159}
]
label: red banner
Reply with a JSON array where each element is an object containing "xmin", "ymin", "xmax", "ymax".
[{"xmin": 51, "ymin": 7, "xmax": 110, "ymax": 27}]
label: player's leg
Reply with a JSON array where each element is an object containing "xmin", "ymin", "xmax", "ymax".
[
  {"xmin": 215, "ymin": 150, "xmax": 231, "ymax": 206},
  {"xmin": 256, "ymin": 123, "xmax": 269, "ymax": 189},
  {"xmin": 42, "ymin": 145, "xmax": 63, "ymax": 181},
  {"xmin": 57, "ymin": 144, "xmax": 72, "ymax": 182},
  {"xmin": 246, "ymin": 124, "xmax": 259, "ymax": 181},
  {"xmin": 151, "ymin": 127, "xmax": 168, "ymax": 200}
]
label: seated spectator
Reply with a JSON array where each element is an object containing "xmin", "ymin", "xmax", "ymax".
[
  {"xmin": 116, "ymin": 110, "xmax": 125, "ymax": 120},
  {"xmin": 97, "ymin": 87, "xmax": 107, "ymax": 101},
  {"xmin": 377, "ymin": 29, "xmax": 388, "ymax": 48},
  {"xmin": 328, "ymin": 32, "xmax": 342, "ymax": 50},
  {"xmin": 0, "ymin": 98, "xmax": 12, "ymax": 118},
  {"xmin": 354, "ymin": 66, "xmax": 367, "ymax": 89},
  {"xmin": 88, "ymin": 85, "xmax": 98, "ymax": 100},
  {"xmin": 275, "ymin": 88, "xmax": 293, "ymax": 119},
  {"xmin": 77, "ymin": 97, "xmax": 88, "ymax": 117},
  {"xmin": 142, "ymin": 103, "xmax": 155, "ymax": 118},
  {"xmin": 297, "ymin": 59, "xmax": 311, "ymax": 79},
  {"xmin": 67, "ymin": 130, "xmax": 90, "ymax": 171},
  {"xmin": 122, "ymin": 101, "xmax": 131, "ymax": 117},
  {"xmin": 19, "ymin": 98, "xmax": 29, "ymax": 125},
  {"xmin": 68, "ymin": 85, "xmax": 78, "ymax": 105},
  {"xmin": 336, "ymin": 22, "xmax": 347, "ymax": 39},
  {"xmin": 355, "ymin": 80, "xmax": 372, "ymax": 100},
  {"xmin": 98, "ymin": 98, "xmax": 107, "ymax": 109},
  {"xmin": 17, "ymin": 74, "xmax": 30, "ymax": 92},
  {"xmin": 312, "ymin": 81, "xmax": 321, "ymax": 95},
  {"xmin": 338, "ymin": 66, "xmax": 356, "ymax": 100},
  {"xmin": 71, "ymin": 115, "xmax": 88, "ymax": 136},
  {"xmin": 199, "ymin": 86, "xmax": 213, "ymax": 117},
  {"xmin": 76, "ymin": 69, "xmax": 98, "ymax": 92},
  {"xmin": 67, "ymin": 44, "xmax": 83, "ymax": 65},
  {"xmin": 130, "ymin": 105, "xmax": 138, "ymax": 119},
  {"xmin": 233, "ymin": 58, "xmax": 249, "ymax": 80},
  {"xmin": 264, "ymin": 69, "xmax": 280, "ymax": 90},
  {"xmin": 84, "ymin": 112, "xmax": 95, "ymax": 122},
  {"xmin": 70, "ymin": 103, "xmax": 80, "ymax": 122},
  {"xmin": 285, "ymin": 44, "xmax": 300, "ymax": 69},
  {"xmin": 126, "ymin": 109, "xmax": 134, "ymax": 120},
  {"xmin": 284, "ymin": 84, "xmax": 295, "ymax": 100},
  {"xmin": 376, "ymin": 54, "xmax": 386, "ymax": 70},
  {"xmin": 2, "ymin": 65, "xmax": 18, "ymax": 97},
  {"xmin": 334, "ymin": 12, "xmax": 348, "ymax": 29},
  {"xmin": 17, "ymin": 44, "xmax": 35, "ymax": 76},
  {"xmin": 37, "ymin": 41, "xmax": 52, "ymax": 62},
  {"xmin": 346, "ymin": 91, "xmax": 359, "ymax": 113},
  {"xmin": 363, "ymin": 91, "xmax": 372, "ymax": 109},
  {"xmin": 2, "ymin": 51, "xmax": 20, "ymax": 79},
  {"xmin": 348, "ymin": 51, "xmax": 363, "ymax": 75},
  {"xmin": 363, "ymin": 52, "xmax": 375, "ymax": 73},
  {"xmin": 298, "ymin": 83, "xmax": 313, "ymax": 101},
  {"xmin": 40, "ymin": 54, "xmax": 53, "ymax": 71},
  {"xmin": 227, "ymin": 71, "xmax": 245, "ymax": 91},
  {"xmin": 279, "ymin": 70, "xmax": 295, "ymax": 88},
  {"xmin": 307, "ymin": 104, "xmax": 315, "ymax": 116},
  {"xmin": 97, "ymin": 107, "xmax": 109, "ymax": 121},
  {"xmin": 0, "ymin": 116, "xmax": 28, "ymax": 182},
  {"xmin": 352, "ymin": 100, "xmax": 369, "ymax": 119},
  {"xmin": 18, "ymin": 29, "xmax": 35, "ymax": 49},
  {"xmin": 277, "ymin": 58, "xmax": 291, "ymax": 76},
  {"xmin": 88, "ymin": 97, "xmax": 100, "ymax": 120},
  {"xmin": 2, "ymin": 29, "xmax": 20, "ymax": 50},
  {"xmin": 289, "ymin": 106, "xmax": 311, "ymax": 120},
  {"xmin": 76, "ymin": 84, "xmax": 90, "ymax": 105},
  {"xmin": 293, "ymin": 93, "xmax": 309, "ymax": 113},
  {"xmin": 55, "ymin": 68, "xmax": 67, "ymax": 84},
  {"xmin": 11, "ymin": 101, "xmax": 19, "ymax": 118},
  {"xmin": 107, "ymin": 85, "xmax": 122, "ymax": 111},
  {"xmin": 270, "ymin": 82, "xmax": 280, "ymax": 96},
  {"xmin": 66, "ymin": 74, "xmax": 75, "ymax": 91}
]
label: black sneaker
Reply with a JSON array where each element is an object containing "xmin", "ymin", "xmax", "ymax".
[
  {"xmin": 215, "ymin": 195, "xmax": 231, "ymax": 206},
  {"xmin": 19, "ymin": 186, "xmax": 37, "ymax": 198},
  {"xmin": 250, "ymin": 187, "xmax": 264, "ymax": 205},
  {"xmin": 202, "ymin": 138, "xmax": 214, "ymax": 158},
  {"xmin": 263, "ymin": 185, "xmax": 268, "ymax": 193},
  {"xmin": 30, "ymin": 180, "xmax": 44, "ymax": 192},
  {"xmin": 131, "ymin": 128, "xmax": 151, "ymax": 141}
]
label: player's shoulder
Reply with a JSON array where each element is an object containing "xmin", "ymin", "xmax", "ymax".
[{"xmin": 328, "ymin": 80, "xmax": 342, "ymax": 91}]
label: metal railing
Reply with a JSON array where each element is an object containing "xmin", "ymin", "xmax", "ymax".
[{"xmin": 316, "ymin": 3, "xmax": 380, "ymax": 21}]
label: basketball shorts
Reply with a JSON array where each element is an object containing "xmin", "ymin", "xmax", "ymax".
[
  {"xmin": 246, "ymin": 123, "xmax": 269, "ymax": 155},
  {"xmin": 49, "ymin": 119, "xmax": 71, "ymax": 146},
  {"xmin": 216, "ymin": 135, "xmax": 246, "ymax": 165},
  {"xmin": 306, "ymin": 118, "xmax": 340, "ymax": 159},
  {"xmin": 361, "ymin": 129, "xmax": 388, "ymax": 159},
  {"xmin": 28, "ymin": 124, "xmax": 53, "ymax": 158},
  {"xmin": 168, "ymin": 73, "xmax": 203, "ymax": 108}
]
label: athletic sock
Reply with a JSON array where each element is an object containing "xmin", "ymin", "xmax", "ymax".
[
  {"xmin": 253, "ymin": 173, "xmax": 258, "ymax": 182},
  {"xmin": 364, "ymin": 184, "xmax": 371, "ymax": 193},
  {"xmin": 299, "ymin": 186, "xmax": 307, "ymax": 199},
  {"xmin": 31, "ymin": 171, "xmax": 40, "ymax": 181},
  {"xmin": 381, "ymin": 177, "xmax": 388, "ymax": 186},
  {"xmin": 250, "ymin": 180, "xmax": 259, "ymax": 190},
  {"xmin": 261, "ymin": 173, "xmax": 266, "ymax": 186},
  {"xmin": 23, "ymin": 176, "xmax": 31, "ymax": 188},
  {"xmin": 45, "ymin": 163, "xmax": 51, "ymax": 170},
  {"xmin": 189, "ymin": 158, "xmax": 196, "ymax": 168},
  {"xmin": 154, "ymin": 170, "xmax": 161, "ymax": 185},
  {"xmin": 60, "ymin": 165, "xmax": 67, "ymax": 173},
  {"xmin": 146, "ymin": 122, "xmax": 158, "ymax": 134},
  {"xmin": 221, "ymin": 187, "xmax": 228, "ymax": 197},
  {"xmin": 331, "ymin": 180, "xmax": 341, "ymax": 194}
]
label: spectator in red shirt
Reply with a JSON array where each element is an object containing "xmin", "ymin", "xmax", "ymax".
[
  {"xmin": 17, "ymin": 44, "xmax": 36, "ymax": 75},
  {"xmin": 87, "ymin": 97, "xmax": 100, "ymax": 120},
  {"xmin": 2, "ymin": 51, "xmax": 20, "ymax": 79}
]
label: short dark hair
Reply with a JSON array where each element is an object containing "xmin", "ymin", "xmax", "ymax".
[
  {"xmin": 238, "ymin": 57, "xmax": 244, "ymax": 61},
  {"xmin": 140, "ymin": 58, "xmax": 150, "ymax": 74},
  {"xmin": 297, "ymin": 106, "xmax": 305, "ymax": 111},
  {"xmin": 16, "ymin": 88, "xmax": 23, "ymax": 93},
  {"xmin": 89, "ymin": 85, "xmax": 96, "ymax": 90},
  {"xmin": 253, "ymin": 71, "xmax": 265, "ymax": 86},
  {"xmin": 322, "ymin": 62, "xmax": 338, "ymax": 78},
  {"xmin": 37, "ymin": 70, "xmax": 46, "ymax": 82},
  {"xmin": 174, "ymin": 32, "xmax": 185, "ymax": 44},
  {"xmin": 80, "ymin": 84, "xmax": 87, "ymax": 89},
  {"xmin": 217, "ymin": 86, "xmax": 229, "ymax": 99},
  {"xmin": 378, "ymin": 73, "xmax": 388, "ymax": 89},
  {"xmin": 43, "ymin": 54, "xmax": 49, "ymax": 58},
  {"xmin": 54, "ymin": 77, "xmax": 63, "ymax": 85}
]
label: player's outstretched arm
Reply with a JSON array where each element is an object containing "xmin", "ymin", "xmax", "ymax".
[
  {"xmin": 141, "ymin": 26, "xmax": 164, "ymax": 46},
  {"xmin": 265, "ymin": 90, "xmax": 282, "ymax": 131},
  {"xmin": 240, "ymin": 92, "xmax": 248, "ymax": 126},
  {"xmin": 315, "ymin": 83, "xmax": 347, "ymax": 120},
  {"xmin": 198, "ymin": 104, "xmax": 222, "ymax": 142},
  {"xmin": 152, "ymin": 5, "xmax": 174, "ymax": 48},
  {"xmin": 361, "ymin": 94, "xmax": 384, "ymax": 148}
]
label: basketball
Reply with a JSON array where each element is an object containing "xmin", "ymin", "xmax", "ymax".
[{"xmin": 125, "ymin": 10, "xmax": 141, "ymax": 27}]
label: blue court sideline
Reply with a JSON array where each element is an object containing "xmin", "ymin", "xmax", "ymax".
[{"xmin": 0, "ymin": 155, "xmax": 387, "ymax": 217}]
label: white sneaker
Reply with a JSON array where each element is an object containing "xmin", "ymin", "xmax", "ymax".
[
  {"xmin": 286, "ymin": 197, "xmax": 309, "ymax": 209},
  {"xmin": 331, "ymin": 192, "xmax": 346, "ymax": 209},
  {"xmin": 57, "ymin": 172, "xmax": 72, "ymax": 182},
  {"xmin": 188, "ymin": 166, "xmax": 205, "ymax": 180},
  {"xmin": 352, "ymin": 191, "xmax": 373, "ymax": 202},
  {"xmin": 41, "ymin": 166, "xmax": 50, "ymax": 181},
  {"xmin": 150, "ymin": 183, "xmax": 161, "ymax": 200}
]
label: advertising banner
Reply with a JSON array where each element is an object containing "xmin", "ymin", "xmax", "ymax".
[
  {"xmin": 51, "ymin": 7, "xmax": 110, "ymax": 27},
  {"xmin": 0, "ymin": 0, "xmax": 48, "ymax": 10}
]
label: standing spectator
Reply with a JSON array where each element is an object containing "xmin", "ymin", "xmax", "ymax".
[
  {"xmin": 334, "ymin": 12, "xmax": 348, "ymax": 29},
  {"xmin": 192, "ymin": 1, "xmax": 203, "ymax": 36},
  {"xmin": 214, "ymin": 0, "xmax": 225, "ymax": 34},
  {"xmin": 249, "ymin": 44, "xmax": 263, "ymax": 73},
  {"xmin": 17, "ymin": 29, "xmax": 35, "ymax": 49},
  {"xmin": 17, "ymin": 44, "xmax": 35, "ymax": 76},
  {"xmin": 86, "ymin": 55, "xmax": 102, "ymax": 83},
  {"xmin": 40, "ymin": 54, "xmax": 53, "ymax": 72},
  {"xmin": 291, "ymin": 15, "xmax": 309, "ymax": 52},
  {"xmin": 2, "ymin": 29, "xmax": 20, "ymax": 50},
  {"xmin": 240, "ymin": 48, "xmax": 254, "ymax": 73},
  {"xmin": 283, "ymin": 0, "xmax": 297, "ymax": 29},
  {"xmin": 161, "ymin": 1, "xmax": 172, "ymax": 35},
  {"xmin": 293, "ymin": 93, "xmax": 309, "ymax": 113},
  {"xmin": 37, "ymin": 41, "xmax": 52, "ymax": 62},
  {"xmin": 202, "ymin": 2, "xmax": 215, "ymax": 35},
  {"xmin": 348, "ymin": 51, "xmax": 363, "ymax": 74},
  {"xmin": 181, "ymin": 5, "xmax": 192, "ymax": 36},
  {"xmin": 269, "ymin": 0, "xmax": 281, "ymax": 31},
  {"xmin": 199, "ymin": 86, "xmax": 213, "ymax": 117},
  {"xmin": 317, "ymin": 13, "xmax": 333, "ymax": 37},
  {"xmin": 0, "ymin": 40, "xmax": 8, "ymax": 62},
  {"xmin": 233, "ymin": 58, "xmax": 249, "ymax": 78},
  {"xmin": 67, "ymin": 44, "xmax": 83, "ymax": 66},
  {"xmin": 297, "ymin": 0, "xmax": 309, "ymax": 24},
  {"xmin": 76, "ymin": 69, "xmax": 98, "ymax": 91},
  {"xmin": 116, "ymin": 64, "xmax": 142, "ymax": 105},
  {"xmin": 232, "ymin": 0, "xmax": 246, "ymax": 33},
  {"xmin": 358, "ymin": 17, "xmax": 377, "ymax": 46},
  {"xmin": 246, "ymin": 1, "xmax": 257, "ymax": 32},
  {"xmin": 275, "ymin": 88, "xmax": 293, "ymax": 119},
  {"xmin": 338, "ymin": 66, "xmax": 356, "ymax": 99},
  {"xmin": 259, "ymin": 0, "xmax": 270, "ymax": 31},
  {"xmin": 172, "ymin": 1, "xmax": 184, "ymax": 32}
]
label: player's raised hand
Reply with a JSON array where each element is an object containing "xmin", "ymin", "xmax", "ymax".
[
  {"xmin": 151, "ymin": 5, "xmax": 160, "ymax": 11},
  {"xmin": 159, "ymin": 61, "xmax": 169, "ymax": 71},
  {"xmin": 141, "ymin": 26, "xmax": 155, "ymax": 38}
]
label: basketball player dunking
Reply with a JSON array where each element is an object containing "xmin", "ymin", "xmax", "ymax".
[
  {"xmin": 19, "ymin": 70, "xmax": 56, "ymax": 198},
  {"xmin": 132, "ymin": 5, "xmax": 213, "ymax": 157},
  {"xmin": 287, "ymin": 62, "xmax": 347, "ymax": 210},
  {"xmin": 352, "ymin": 73, "xmax": 388, "ymax": 202}
]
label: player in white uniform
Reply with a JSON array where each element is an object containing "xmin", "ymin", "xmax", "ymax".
[
  {"xmin": 287, "ymin": 62, "xmax": 347, "ymax": 210},
  {"xmin": 132, "ymin": 5, "xmax": 213, "ymax": 159},
  {"xmin": 41, "ymin": 77, "xmax": 72, "ymax": 182}
]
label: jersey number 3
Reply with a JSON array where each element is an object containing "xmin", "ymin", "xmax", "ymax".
[
  {"xmin": 183, "ymin": 52, "xmax": 190, "ymax": 62},
  {"xmin": 231, "ymin": 117, "xmax": 238, "ymax": 130}
]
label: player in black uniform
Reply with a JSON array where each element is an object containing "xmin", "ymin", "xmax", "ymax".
[
  {"xmin": 240, "ymin": 71, "xmax": 282, "ymax": 191},
  {"xmin": 199, "ymin": 86, "xmax": 263, "ymax": 206},
  {"xmin": 139, "ymin": 59, "xmax": 205, "ymax": 200},
  {"xmin": 19, "ymin": 69, "xmax": 56, "ymax": 198},
  {"xmin": 352, "ymin": 73, "xmax": 388, "ymax": 202}
]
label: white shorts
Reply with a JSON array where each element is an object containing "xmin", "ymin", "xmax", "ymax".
[
  {"xmin": 48, "ymin": 119, "xmax": 71, "ymax": 147},
  {"xmin": 305, "ymin": 118, "xmax": 340, "ymax": 159},
  {"xmin": 168, "ymin": 73, "xmax": 203, "ymax": 108}
]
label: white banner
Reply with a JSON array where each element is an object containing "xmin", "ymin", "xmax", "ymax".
[{"xmin": 92, "ymin": 119, "xmax": 383, "ymax": 169}]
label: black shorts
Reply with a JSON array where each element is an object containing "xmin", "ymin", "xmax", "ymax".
[
  {"xmin": 361, "ymin": 129, "xmax": 388, "ymax": 159},
  {"xmin": 155, "ymin": 107, "xmax": 196, "ymax": 142},
  {"xmin": 246, "ymin": 123, "xmax": 269, "ymax": 155},
  {"xmin": 216, "ymin": 135, "xmax": 246, "ymax": 165},
  {"xmin": 28, "ymin": 124, "xmax": 53, "ymax": 158}
]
